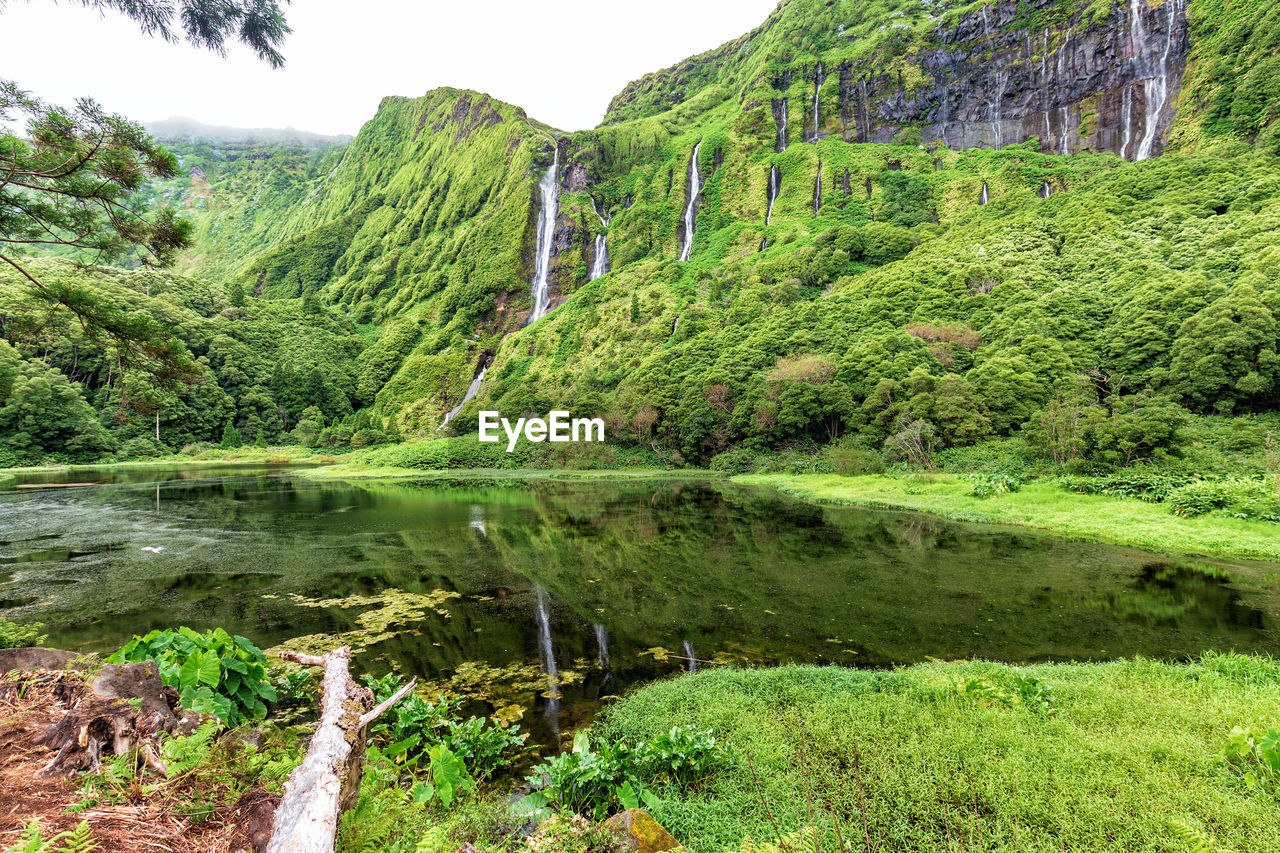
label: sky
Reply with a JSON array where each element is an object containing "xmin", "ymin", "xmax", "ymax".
[{"xmin": 4, "ymin": 0, "xmax": 780, "ymax": 136}]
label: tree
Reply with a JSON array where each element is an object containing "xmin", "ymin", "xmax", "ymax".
[
  {"xmin": 4, "ymin": 0, "xmax": 293, "ymax": 68},
  {"xmin": 220, "ymin": 419, "xmax": 244, "ymax": 448},
  {"xmin": 883, "ymin": 417, "xmax": 939, "ymax": 470},
  {"xmin": 1, "ymin": 83, "xmax": 201, "ymax": 388},
  {"xmin": 227, "ymin": 279, "xmax": 247, "ymax": 308}
]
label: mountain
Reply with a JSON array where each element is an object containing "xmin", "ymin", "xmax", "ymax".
[
  {"xmin": 146, "ymin": 117, "xmax": 353, "ymax": 147},
  {"xmin": 3, "ymin": 0, "xmax": 1279, "ymax": 466}
]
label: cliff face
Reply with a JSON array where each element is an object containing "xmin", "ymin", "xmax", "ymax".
[
  {"xmin": 607, "ymin": 0, "xmax": 1194, "ymax": 161},
  {"xmin": 873, "ymin": 0, "xmax": 1189, "ymax": 158}
]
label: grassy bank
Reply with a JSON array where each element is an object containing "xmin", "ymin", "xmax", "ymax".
[
  {"xmin": 737, "ymin": 473, "xmax": 1280, "ymax": 561},
  {"xmin": 599, "ymin": 657, "xmax": 1280, "ymax": 853},
  {"xmin": 0, "ymin": 446, "xmax": 349, "ymax": 477},
  {"xmin": 298, "ymin": 463, "xmax": 713, "ymax": 482}
]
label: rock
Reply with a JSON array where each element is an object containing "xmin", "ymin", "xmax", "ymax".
[
  {"xmin": 0, "ymin": 647, "xmax": 94, "ymax": 673},
  {"xmin": 232, "ymin": 788, "xmax": 281, "ymax": 853},
  {"xmin": 600, "ymin": 810, "xmax": 679, "ymax": 853}
]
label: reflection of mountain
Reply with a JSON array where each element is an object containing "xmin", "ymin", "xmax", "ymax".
[{"xmin": 5, "ymin": 473, "xmax": 1278, "ymax": 677}]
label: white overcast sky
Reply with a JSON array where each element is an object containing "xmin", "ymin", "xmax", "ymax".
[{"xmin": 4, "ymin": 0, "xmax": 779, "ymax": 135}]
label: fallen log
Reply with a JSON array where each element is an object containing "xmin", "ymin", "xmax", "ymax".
[{"xmin": 265, "ymin": 647, "xmax": 415, "ymax": 853}]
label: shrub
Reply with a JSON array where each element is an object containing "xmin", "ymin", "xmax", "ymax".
[
  {"xmin": 522, "ymin": 727, "xmax": 731, "ymax": 820},
  {"xmin": 1170, "ymin": 480, "xmax": 1246, "ymax": 518},
  {"xmin": 118, "ymin": 436, "xmax": 169, "ymax": 460},
  {"xmin": 0, "ymin": 616, "xmax": 46, "ymax": 649},
  {"xmin": 967, "ymin": 470, "xmax": 1024, "ymax": 499},
  {"xmin": 362, "ymin": 674, "xmax": 526, "ymax": 781},
  {"xmin": 883, "ymin": 418, "xmax": 939, "ymax": 470},
  {"xmin": 109, "ymin": 627, "xmax": 276, "ymax": 725},
  {"xmin": 818, "ymin": 440, "xmax": 885, "ymax": 476},
  {"xmin": 708, "ymin": 448, "xmax": 761, "ymax": 474}
]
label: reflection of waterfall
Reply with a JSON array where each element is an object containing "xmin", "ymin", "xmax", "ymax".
[
  {"xmin": 469, "ymin": 504, "xmax": 486, "ymax": 536},
  {"xmin": 588, "ymin": 198, "xmax": 611, "ymax": 281},
  {"xmin": 679, "ymin": 142, "xmax": 703, "ymax": 262},
  {"xmin": 980, "ymin": 182, "xmax": 990, "ymax": 205},
  {"xmin": 529, "ymin": 148, "xmax": 561, "ymax": 323},
  {"xmin": 808, "ymin": 63, "xmax": 825, "ymax": 142},
  {"xmin": 440, "ymin": 365, "xmax": 487, "ymax": 428},
  {"xmin": 683, "ymin": 641, "xmax": 697, "ymax": 673},
  {"xmin": 534, "ymin": 585, "xmax": 561, "ymax": 739},
  {"xmin": 765, "ymin": 165, "xmax": 780, "ymax": 226},
  {"xmin": 594, "ymin": 623, "xmax": 610, "ymax": 668},
  {"xmin": 1136, "ymin": 0, "xmax": 1182, "ymax": 161}
]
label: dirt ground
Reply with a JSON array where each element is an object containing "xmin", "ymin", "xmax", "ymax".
[{"xmin": 0, "ymin": 672, "xmax": 272, "ymax": 853}]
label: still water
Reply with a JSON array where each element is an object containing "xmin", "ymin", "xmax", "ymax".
[{"xmin": 2, "ymin": 467, "xmax": 1278, "ymax": 745}]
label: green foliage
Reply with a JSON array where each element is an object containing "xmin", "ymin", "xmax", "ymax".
[
  {"xmin": 1169, "ymin": 479, "xmax": 1280, "ymax": 521},
  {"xmin": 109, "ymin": 627, "xmax": 277, "ymax": 725},
  {"xmin": 966, "ymin": 469, "xmax": 1024, "ymax": 498},
  {"xmin": 523, "ymin": 726, "xmax": 730, "ymax": 820},
  {"xmin": 363, "ymin": 674, "xmax": 526, "ymax": 781},
  {"xmin": 1224, "ymin": 726, "xmax": 1280, "ymax": 796},
  {"xmin": 0, "ymin": 616, "xmax": 46, "ymax": 649},
  {"xmin": 2, "ymin": 821, "xmax": 97, "ymax": 853}
]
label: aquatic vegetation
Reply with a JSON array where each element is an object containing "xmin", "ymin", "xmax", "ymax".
[{"xmin": 277, "ymin": 588, "xmax": 464, "ymax": 656}]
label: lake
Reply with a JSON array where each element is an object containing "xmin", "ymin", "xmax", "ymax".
[{"xmin": 2, "ymin": 466, "xmax": 1278, "ymax": 747}]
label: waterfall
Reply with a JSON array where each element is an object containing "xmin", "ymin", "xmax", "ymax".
[
  {"xmin": 808, "ymin": 63, "xmax": 825, "ymax": 142},
  {"xmin": 588, "ymin": 198, "xmax": 611, "ymax": 281},
  {"xmin": 980, "ymin": 182, "xmax": 990, "ymax": 205},
  {"xmin": 1041, "ymin": 29, "xmax": 1052, "ymax": 148},
  {"xmin": 1120, "ymin": 86, "xmax": 1133, "ymax": 159},
  {"xmin": 990, "ymin": 70, "xmax": 1008, "ymax": 147},
  {"xmin": 679, "ymin": 142, "xmax": 703, "ymax": 262},
  {"xmin": 672, "ymin": 316, "xmax": 680, "ymax": 336},
  {"xmin": 683, "ymin": 641, "xmax": 697, "ymax": 673},
  {"xmin": 594, "ymin": 624, "xmax": 610, "ymax": 668},
  {"xmin": 774, "ymin": 99, "xmax": 789, "ymax": 153},
  {"xmin": 765, "ymin": 165, "xmax": 780, "ymax": 226},
  {"xmin": 440, "ymin": 365, "xmax": 486, "ymax": 428},
  {"xmin": 1058, "ymin": 106, "xmax": 1071, "ymax": 155},
  {"xmin": 1040, "ymin": 180, "xmax": 1052, "ymax": 198},
  {"xmin": 529, "ymin": 148, "xmax": 561, "ymax": 323},
  {"xmin": 1136, "ymin": 0, "xmax": 1181, "ymax": 161},
  {"xmin": 981, "ymin": 4, "xmax": 992, "ymax": 35},
  {"xmin": 813, "ymin": 164, "xmax": 823, "ymax": 217}
]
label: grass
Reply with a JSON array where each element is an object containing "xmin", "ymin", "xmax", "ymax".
[
  {"xmin": 0, "ymin": 447, "xmax": 350, "ymax": 475},
  {"xmin": 737, "ymin": 474, "xmax": 1280, "ymax": 562},
  {"xmin": 598, "ymin": 656, "xmax": 1280, "ymax": 853}
]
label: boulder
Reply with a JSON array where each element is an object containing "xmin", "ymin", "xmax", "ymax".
[
  {"xmin": 600, "ymin": 810, "xmax": 679, "ymax": 853},
  {"xmin": 0, "ymin": 647, "xmax": 93, "ymax": 673}
]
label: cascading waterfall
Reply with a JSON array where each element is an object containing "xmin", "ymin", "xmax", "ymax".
[
  {"xmin": 440, "ymin": 365, "xmax": 487, "ymax": 428},
  {"xmin": 1058, "ymin": 105, "xmax": 1071, "ymax": 155},
  {"xmin": 765, "ymin": 165, "xmax": 780, "ymax": 226},
  {"xmin": 774, "ymin": 99, "xmax": 789, "ymax": 152},
  {"xmin": 679, "ymin": 142, "xmax": 703, "ymax": 262},
  {"xmin": 672, "ymin": 316, "xmax": 680, "ymax": 336},
  {"xmin": 981, "ymin": 4, "xmax": 992, "ymax": 35},
  {"xmin": 808, "ymin": 63, "xmax": 825, "ymax": 142},
  {"xmin": 1041, "ymin": 29, "xmax": 1052, "ymax": 147},
  {"xmin": 683, "ymin": 641, "xmax": 697, "ymax": 673},
  {"xmin": 1136, "ymin": 0, "xmax": 1182, "ymax": 161},
  {"xmin": 980, "ymin": 182, "xmax": 990, "ymax": 205},
  {"xmin": 594, "ymin": 624, "xmax": 610, "ymax": 668},
  {"xmin": 990, "ymin": 70, "xmax": 1008, "ymax": 147},
  {"xmin": 1040, "ymin": 180, "xmax": 1052, "ymax": 198},
  {"xmin": 588, "ymin": 198, "xmax": 611, "ymax": 281},
  {"xmin": 528, "ymin": 148, "xmax": 561, "ymax": 323},
  {"xmin": 813, "ymin": 163, "xmax": 823, "ymax": 217}
]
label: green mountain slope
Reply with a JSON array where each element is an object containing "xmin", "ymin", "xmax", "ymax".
[{"xmin": 3, "ymin": 0, "xmax": 1279, "ymax": 466}]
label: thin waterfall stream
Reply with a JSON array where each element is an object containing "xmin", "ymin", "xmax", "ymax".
[
  {"xmin": 679, "ymin": 142, "xmax": 703, "ymax": 262},
  {"xmin": 528, "ymin": 148, "xmax": 561, "ymax": 323}
]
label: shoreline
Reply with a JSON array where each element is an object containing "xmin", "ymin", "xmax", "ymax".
[
  {"xmin": 737, "ymin": 473, "xmax": 1280, "ymax": 562},
  {"xmin": 5, "ymin": 458, "xmax": 1278, "ymax": 563}
]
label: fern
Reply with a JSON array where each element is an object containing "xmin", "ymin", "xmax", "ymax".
[
  {"xmin": 161, "ymin": 720, "xmax": 221, "ymax": 778},
  {"xmin": 2, "ymin": 821, "xmax": 98, "ymax": 853},
  {"xmin": 1170, "ymin": 820, "xmax": 1237, "ymax": 853}
]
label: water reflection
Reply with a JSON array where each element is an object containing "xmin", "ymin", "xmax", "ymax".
[{"xmin": 1, "ymin": 470, "xmax": 1277, "ymax": 748}]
